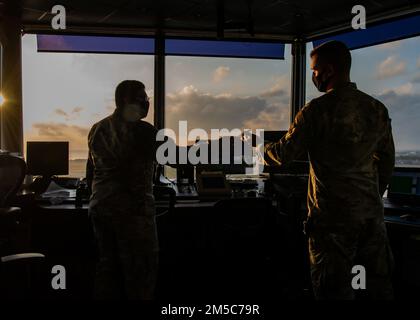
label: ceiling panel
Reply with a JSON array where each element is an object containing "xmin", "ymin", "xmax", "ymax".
[{"xmin": 1, "ymin": 0, "xmax": 418, "ymax": 40}]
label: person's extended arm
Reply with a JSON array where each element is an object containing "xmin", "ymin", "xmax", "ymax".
[
  {"xmin": 374, "ymin": 113, "xmax": 395, "ymax": 197},
  {"xmin": 265, "ymin": 107, "xmax": 310, "ymax": 166},
  {"xmin": 85, "ymin": 153, "xmax": 94, "ymax": 194}
]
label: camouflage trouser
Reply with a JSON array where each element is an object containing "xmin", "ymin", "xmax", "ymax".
[
  {"xmin": 306, "ymin": 217, "xmax": 394, "ymax": 300},
  {"xmin": 89, "ymin": 203, "xmax": 159, "ymax": 300}
]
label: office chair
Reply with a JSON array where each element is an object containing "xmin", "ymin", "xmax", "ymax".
[
  {"xmin": 0, "ymin": 154, "xmax": 46, "ymax": 298},
  {"xmin": 0, "ymin": 154, "xmax": 27, "ymax": 207},
  {"xmin": 206, "ymin": 198, "xmax": 276, "ymax": 298}
]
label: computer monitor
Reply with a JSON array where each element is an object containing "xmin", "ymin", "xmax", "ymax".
[
  {"xmin": 176, "ymin": 164, "xmax": 195, "ymax": 184},
  {"xmin": 26, "ymin": 141, "xmax": 69, "ymax": 176},
  {"xmin": 188, "ymin": 137, "xmax": 249, "ymax": 175},
  {"xmin": 196, "ymin": 170, "xmax": 231, "ymax": 196},
  {"xmin": 387, "ymin": 167, "xmax": 420, "ymax": 203}
]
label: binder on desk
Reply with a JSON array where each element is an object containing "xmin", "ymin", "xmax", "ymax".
[{"xmin": 37, "ymin": 181, "xmax": 76, "ymax": 204}]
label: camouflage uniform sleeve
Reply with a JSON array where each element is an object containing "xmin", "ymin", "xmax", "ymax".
[
  {"xmin": 86, "ymin": 152, "xmax": 94, "ymax": 193},
  {"xmin": 374, "ymin": 109, "xmax": 395, "ymax": 196},
  {"xmin": 88, "ymin": 123, "xmax": 120, "ymax": 175},
  {"xmin": 264, "ymin": 105, "xmax": 311, "ymax": 166}
]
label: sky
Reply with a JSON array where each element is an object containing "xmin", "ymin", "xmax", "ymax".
[
  {"xmin": 22, "ymin": 34, "xmax": 420, "ymax": 165},
  {"xmin": 165, "ymin": 52, "xmax": 291, "ymax": 135},
  {"xmin": 22, "ymin": 34, "xmax": 291, "ymax": 159}
]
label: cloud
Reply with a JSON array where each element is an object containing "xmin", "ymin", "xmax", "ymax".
[
  {"xmin": 418, "ymin": 57, "xmax": 420, "ymax": 68},
  {"xmin": 376, "ymin": 56, "xmax": 406, "ymax": 79},
  {"xmin": 243, "ymin": 103, "xmax": 290, "ymax": 130},
  {"xmin": 394, "ymin": 83, "xmax": 413, "ymax": 95},
  {"xmin": 54, "ymin": 109, "xmax": 68, "ymax": 117},
  {"xmin": 165, "ymin": 85, "xmax": 290, "ymax": 137},
  {"xmin": 412, "ymin": 72, "xmax": 420, "ymax": 83},
  {"xmin": 260, "ymin": 75, "xmax": 290, "ymax": 99},
  {"xmin": 53, "ymin": 107, "xmax": 84, "ymax": 121},
  {"xmin": 375, "ymin": 90, "xmax": 420, "ymax": 151},
  {"xmin": 212, "ymin": 66, "xmax": 230, "ymax": 83},
  {"xmin": 26, "ymin": 122, "xmax": 91, "ymax": 159},
  {"xmin": 381, "ymin": 83, "xmax": 414, "ymax": 95}
]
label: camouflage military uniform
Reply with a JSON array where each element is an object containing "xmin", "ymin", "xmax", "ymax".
[
  {"xmin": 265, "ymin": 82, "xmax": 395, "ymax": 299},
  {"xmin": 86, "ymin": 110, "xmax": 159, "ymax": 300}
]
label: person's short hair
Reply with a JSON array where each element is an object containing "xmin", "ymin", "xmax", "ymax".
[
  {"xmin": 115, "ymin": 80, "xmax": 146, "ymax": 109},
  {"xmin": 310, "ymin": 40, "xmax": 352, "ymax": 74}
]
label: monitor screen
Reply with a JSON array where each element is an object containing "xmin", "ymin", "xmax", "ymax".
[
  {"xmin": 388, "ymin": 168, "xmax": 420, "ymax": 199},
  {"xmin": 26, "ymin": 141, "xmax": 69, "ymax": 176},
  {"xmin": 194, "ymin": 137, "xmax": 249, "ymax": 174}
]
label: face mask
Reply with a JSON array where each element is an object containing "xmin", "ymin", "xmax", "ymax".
[
  {"xmin": 312, "ymin": 71, "xmax": 333, "ymax": 92},
  {"xmin": 122, "ymin": 103, "xmax": 149, "ymax": 122}
]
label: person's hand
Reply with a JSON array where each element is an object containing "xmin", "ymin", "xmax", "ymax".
[{"xmin": 241, "ymin": 131, "xmax": 258, "ymax": 147}]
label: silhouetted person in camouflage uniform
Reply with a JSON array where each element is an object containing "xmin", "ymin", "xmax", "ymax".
[
  {"xmin": 265, "ymin": 41, "xmax": 395, "ymax": 300},
  {"xmin": 86, "ymin": 80, "xmax": 158, "ymax": 300}
]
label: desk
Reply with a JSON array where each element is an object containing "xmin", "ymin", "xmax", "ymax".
[
  {"xmin": 37, "ymin": 203, "xmax": 89, "ymax": 211},
  {"xmin": 34, "ymin": 195, "xmax": 420, "ymax": 231},
  {"xmin": 382, "ymin": 199, "xmax": 420, "ymax": 298},
  {"xmin": 27, "ymin": 198, "xmax": 94, "ymax": 299},
  {"xmin": 34, "ymin": 195, "xmax": 286, "ymax": 299},
  {"xmin": 384, "ymin": 199, "xmax": 420, "ymax": 227},
  {"xmin": 29, "ymin": 193, "xmax": 420, "ymax": 299},
  {"xmin": 384, "ymin": 215, "xmax": 420, "ymax": 227},
  {"xmin": 37, "ymin": 200, "xmax": 214, "ymax": 211}
]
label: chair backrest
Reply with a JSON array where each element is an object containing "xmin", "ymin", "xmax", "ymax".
[{"xmin": 0, "ymin": 154, "xmax": 27, "ymax": 207}]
